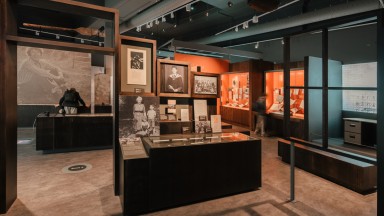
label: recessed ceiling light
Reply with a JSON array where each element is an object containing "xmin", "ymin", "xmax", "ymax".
[
  {"xmin": 228, "ymin": 1, "xmax": 233, "ymax": 7},
  {"xmin": 186, "ymin": 4, "xmax": 191, "ymax": 12},
  {"xmin": 252, "ymin": 15, "xmax": 259, "ymax": 23}
]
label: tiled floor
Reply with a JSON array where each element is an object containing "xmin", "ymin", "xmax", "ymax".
[{"xmin": 2, "ymin": 128, "xmax": 377, "ymax": 216}]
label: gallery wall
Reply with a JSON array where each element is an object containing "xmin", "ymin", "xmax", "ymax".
[
  {"xmin": 17, "ymin": 46, "xmax": 111, "ymax": 105},
  {"xmin": 174, "ymin": 53, "xmax": 229, "ymax": 73}
]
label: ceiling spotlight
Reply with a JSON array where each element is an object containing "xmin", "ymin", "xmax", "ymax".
[
  {"xmin": 171, "ymin": 12, "xmax": 175, "ymax": 19},
  {"xmin": 155, "ymin": 19, "xmax": 159, "ymax": 25},
  {"xmin": 186, "ymin": 4, "xmax": 191, "ymax": 12},
  {"xmin": 228, "ymin": 1, "xmax": 233, "ymax": 7},
  {"xmin": 242, "ymin": 22, "xmax": 246, "ymax": 29},
  {"xmin": 161, "ymin": 16, "xmax": 166, "ymax": 22},
  {"xmin": 136, "ymin": 26, "xmax": 140, "ymax": 32},
  {"xmin": 252, "ymin": 15, "xmax": 259, "ymax": 23},
  {"xmin": 255, "ymin": 42, "xmax": 259, "ymax": 49},
  {"xmin": 174, "ymin": 24, "xmax": 177, "ymax": 28},
  {"xmin": 146, "ymin": 23, "xmax": 150, "ymax": 28},
  {"xmin": 149, "ymin": 21, "xmax": 153, "ymax": 27},
  {"xmin": 281, "ymin": 39, "xmax": 285, "ymax": 45},
  {"xmin": 235, "ymin": 26, "xmax": 238, "ymax": 32},
  {"xmin": 206, "ymin": 11, "xmax": 209, "ymax": 16}
]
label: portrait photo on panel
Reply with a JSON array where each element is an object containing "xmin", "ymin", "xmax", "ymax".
[
  {"xmin": 164, "ymin": 65, "xmax": 187, "ymax": 93},
  {"xmin": 127, "ymin": 48, "xmax": 146, "ymax": 85}
]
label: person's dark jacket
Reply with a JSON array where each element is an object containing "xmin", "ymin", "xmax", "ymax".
[
  {"xmin": 253, "ymin": 98, "xmax": 266, "ymax": 116},
  {"xmin": 59, "ymin": 89, "xmax": 86, "ymax": 108}
]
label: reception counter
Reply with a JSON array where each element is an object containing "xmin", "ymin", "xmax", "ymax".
[
  {"xmin": 119, "ymin": 133, "xmax": 262, "ymax": 215},
  {"xmin": 36, "ymin": 113, "xmax": 113, "ymax": 153}
]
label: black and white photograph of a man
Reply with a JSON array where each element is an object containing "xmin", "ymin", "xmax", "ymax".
[
  {"xmin": 164, "ymin": 65, "xmax": 186, "ymax": 93},
  {"xmin": 130, "ymin": 51, "xmax": 143, "ymax": 70},
  {"xmin": 127, "ymin": 48, "xmax": 146, "ymax": 85}
]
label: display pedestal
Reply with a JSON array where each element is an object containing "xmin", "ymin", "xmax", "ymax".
[{"xmin": 119, "ymin": 133, "xmax": 261, "ymax": 215}]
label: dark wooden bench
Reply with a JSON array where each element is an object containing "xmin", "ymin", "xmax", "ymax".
[{"xmin": 278, "ymin": 139, "xmax": 377, "ymax": 194}]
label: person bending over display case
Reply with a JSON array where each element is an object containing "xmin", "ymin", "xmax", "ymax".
[{"xmin": 59, "ymin": 88, "xmax": 86, "ymax": 114}]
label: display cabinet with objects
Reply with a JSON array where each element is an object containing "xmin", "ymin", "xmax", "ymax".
[
  {"xmin": 265, "ymin": 69, "xmax": 305, "ymax": 118},
  {"xmin": 264, "ymin": 68, "xmax": 305, "ymax": 139},
  {"xmin": 220, "ymin": 60, "xmax": 273, "ymax": 128}
]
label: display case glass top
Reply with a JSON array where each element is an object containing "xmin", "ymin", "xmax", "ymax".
[
  {"xmin": 143, "ymin": 132, "xmax": 256, "ymax": 148},
  {"xmin": 119, "ymin": 138, "xmax": 148, "ymax": 160}
]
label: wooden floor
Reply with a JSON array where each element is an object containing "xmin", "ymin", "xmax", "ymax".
[{"xmin": 1, "ymin": 128, "xmax": 377, "ymax": 216}]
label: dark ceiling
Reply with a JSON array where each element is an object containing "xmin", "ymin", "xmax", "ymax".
[
  {"xmin": 23, "ymin": 0, "xmax": 378, "ymax": 64},
  {"xmin": 122, "ymin": 0, "xmax": 358, "ymax": 47}
]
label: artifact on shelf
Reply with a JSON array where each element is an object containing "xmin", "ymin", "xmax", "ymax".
[{"xmin": 23, "ymin": 23, "xmax": 106, "ymax": 37}]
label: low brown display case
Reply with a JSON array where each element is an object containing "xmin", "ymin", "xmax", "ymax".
[{"xmin": 119, "ymin": 133, "xmax": 262, "ymax": 215}]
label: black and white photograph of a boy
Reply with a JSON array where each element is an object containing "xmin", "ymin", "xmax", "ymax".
[{"xmin": 130, "ymin": 51, "xmax": 144, "ymax": 70}]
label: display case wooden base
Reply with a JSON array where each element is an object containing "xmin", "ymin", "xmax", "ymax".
[
  {"xmin": 119, "ymin": 133, "xmax": 261, "ymax": 215},
  {"xmin": 36, "ymin": 114, "xmax": 113, "ymax": 153},
  {"xmin": 278, "ymin": 139, "xmax": 377, "ymax": 194}
]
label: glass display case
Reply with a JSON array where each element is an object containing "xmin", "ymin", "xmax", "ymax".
[
  {"xmin": 220, "ymin": 72, "xmax": 250, "ymax": 110},
  {"xmin": 143, "ymin": 132, "xmax": 255, "ymax": 148},
  {"xmin": 265, "ymin": 69, "xmax": 305, "ymax": 118}
]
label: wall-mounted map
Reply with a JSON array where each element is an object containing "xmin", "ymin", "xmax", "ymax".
[{"xmin": 17, "ymin": 46, "xmax": 111, "ymax": 105}]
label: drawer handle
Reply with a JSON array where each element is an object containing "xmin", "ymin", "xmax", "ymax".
[
  {"xmin": 349, "ymin": 124, "xmax": 356, "ymax": 127},
  {"xmin": 349, "ymin": 135, "xmax": 355, "ymax": 139}
]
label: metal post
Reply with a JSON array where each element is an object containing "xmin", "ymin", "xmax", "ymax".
[
  {"xmin": 283, "ymin": 36, "xmax": 294, "ymax": 202},
  {"xmin": 322, "ymin": 28, "xmax": 329, "ymax": 149},
  {"xmin": 377, "ymin": 10, "xmax": 384, "ymax": 216},
  {"xmin": 290, "ymin": 140, "xmax": 295, "ymax": 201}
]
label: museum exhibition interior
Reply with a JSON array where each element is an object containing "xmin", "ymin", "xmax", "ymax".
[{"xmin": 1, "ymin": 0, "xmax": 384, "ymax": 215}]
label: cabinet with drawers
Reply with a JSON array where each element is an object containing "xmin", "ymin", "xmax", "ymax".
[{"xmin": 343, "ymin": 118, "xmax": 377, "ymax": 147}]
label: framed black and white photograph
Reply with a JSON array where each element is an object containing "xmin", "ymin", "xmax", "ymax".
[
  {"xmin": 157, "ymin": 59, "xmax": 190, "ymax": 97},
  {"xmin": 191, "ymin": 72, "xmax": 220, "ymax": 98},
  {"xmin": 194, "ymin": 121, "xmax": 211, "ymax": 134},
  {"xmin": 119, "ymin": 95, "xmax": 160, "ymax": 138},
  {"xmin": 120, "ymin": 36, "xmax": 156, "ymax": 96},
  {"xmin": 127, "ymin": 48, "xmax": 146, "ymax": 85}
]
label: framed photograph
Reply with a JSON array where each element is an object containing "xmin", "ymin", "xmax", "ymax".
[
  {"xmin": 127, "ymin": 48, "xmax": 146, "ymax": 85},
  {"xmin": 119, "ymin": 95, "xmax": 160, "ymax": 138},
  {"xmin": 194, "ymin": 121, "xmax": 211, "ymax": 134},
  {"xmin": 120, "ymin": 36, "xmax": 156, "ymax": 96},
  {"xmin": 160, "ymin": 114, "xmax": 168, "ymax": 121},
  {"xmin": 157, "ymin": 59, "xmax": 190, "ymax": 97},
  {"xmin": 191, "ymin": 72, "xmax": 220, "ymax": 98},
  {"xmin": 167, "ymin": 114, "xmax": 177, "ymax": 121}
]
